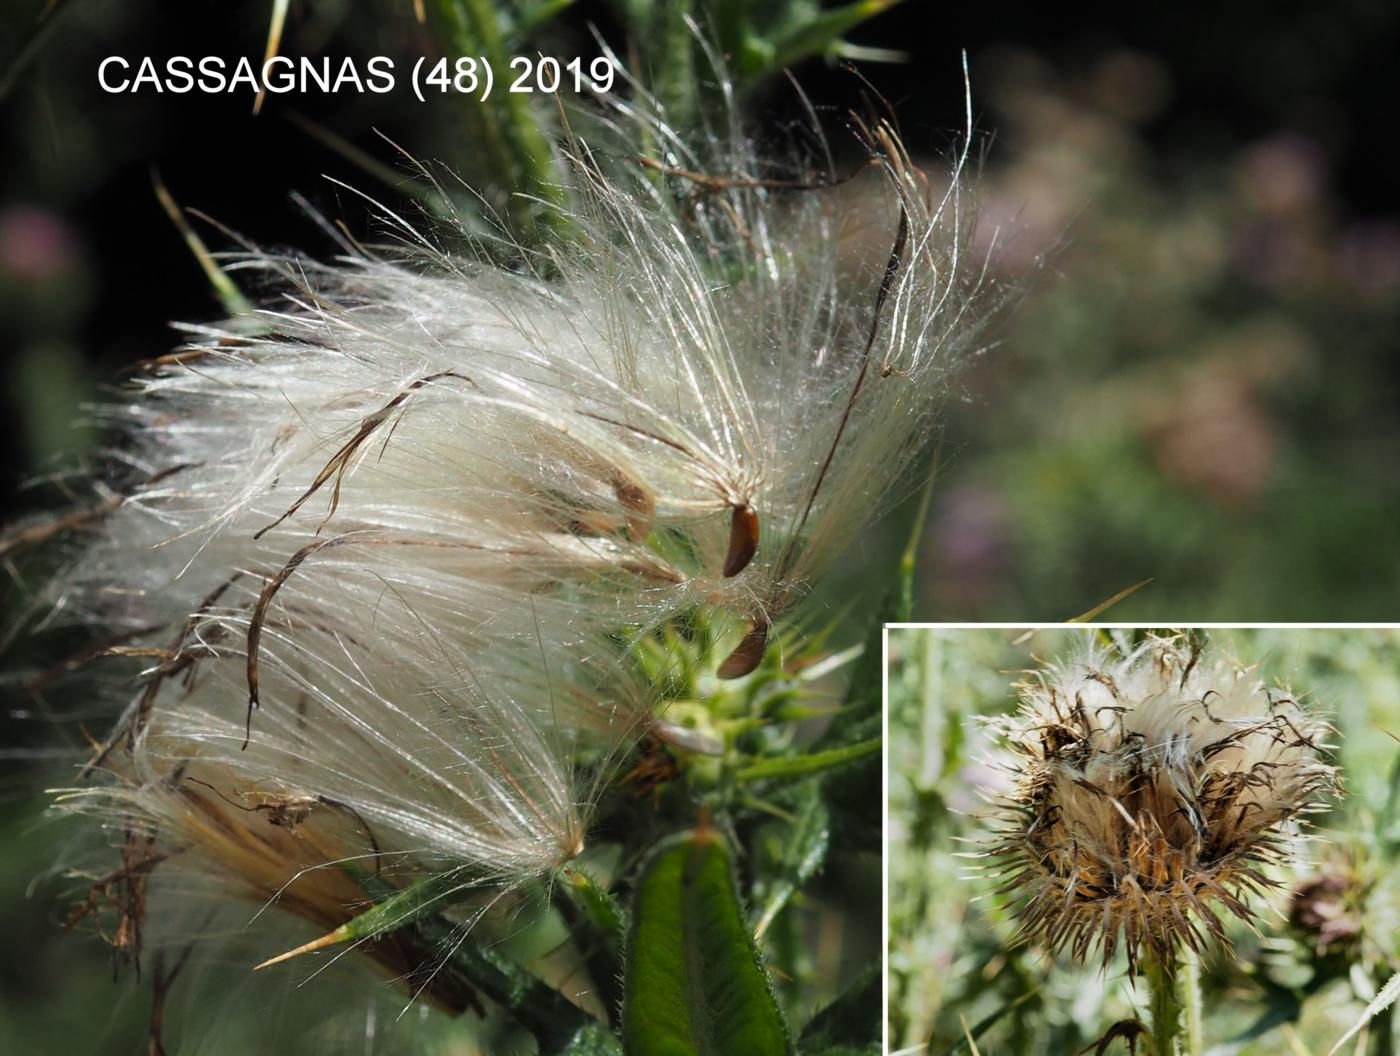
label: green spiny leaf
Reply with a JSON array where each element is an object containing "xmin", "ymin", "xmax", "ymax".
[
  {"xmin": 736, "ymin": 738, "xmax": 880, "ymax": 783},
  {"xmin": 444, "ymin": 931, "xmax": 597, "ymax": 1054},
  {"xmin": 751, "ymin": 787, "xmax": 830, "ymax": 940},
  {"xmin": 256, "ymin": 865, "xmax": 474, "ymax": 968},
  {"xmin": 344, "ymin": 868, "xmax": 595, "ymax": 1052},
  {"xmin": 562, "ymin": 865, "xmax": 629, "ymax": 939},
  {"xmin": 1329, "ymin": 969, "xmax": 1400, "ymax": 1055},
  {"xmin": 623, "ymin": 828, "xmax": 794, "ymax": 1055}
]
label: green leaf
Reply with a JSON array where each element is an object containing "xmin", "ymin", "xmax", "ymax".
[
  {"xmin": 447, "ymin": 937, "xmax": 600, "ymax": 1054},
  {"xmin": 256, "ymin": 865, "xmax": 475, "ymax": 968},
  {"xmin": 344, "ymin": 868, "xmax": 595, "ymax": 1053},
  {"xmin": 562, "ymin": 865, "xmax": 629, "ymax": 939},
  {"xmin": 558, "ymin": 864, "xmax": 630, "ymax": 1014},
  {"xmin": 766, "ymin": 0, "xmax": 900, "ymax": 72},
  {"xmin": 431, "ymin": 0, "xmax": 570, "ymax": 238},
  {"xmin": 751, "ymin": 789, "xmax": 830, "ymax": 940},
  {"xmin": 623, "ymin": 829, "xmax": 794, "ymax": 1056},
  {"xmin": 736, "ymin": 738, "xmax": 880, "ymax": 783},
  {"xmin": 1329, "ymin": 969, "xmax": 1400, "ymax": 1055}
]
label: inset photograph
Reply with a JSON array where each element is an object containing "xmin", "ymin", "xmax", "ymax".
[{"xmin": 887, "ymin": 626, "xmax": 1399, "ymax": 1056}]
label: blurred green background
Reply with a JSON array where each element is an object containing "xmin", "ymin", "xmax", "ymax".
[
  {"xmin": 2, "ymin": 0, "xmax": 1399, "ymax": 1052},
  {"xmin": 888, "ymin": 626, "xmax": 1400, "ymax": 1054}
]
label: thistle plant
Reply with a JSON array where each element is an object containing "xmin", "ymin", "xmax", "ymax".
[
  {"xmin": 978, "ymin": 634, "xmax": 1339, "ymax": 1055},
  {"xmin": 3, "ymin": 16, "xmax": 999, "ymax": 1053}
]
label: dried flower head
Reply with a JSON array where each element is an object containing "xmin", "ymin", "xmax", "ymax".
[
  {"xmin": 984, "ymin": 634, "xmax": 1338, "ymax": 970},
  {"xmin": 1288, "ymin": 850, "xmax": 1366, "ymax": 956}
]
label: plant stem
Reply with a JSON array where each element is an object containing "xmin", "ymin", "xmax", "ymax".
[
  {"xmin": 1181, "ymin": 952, "xmax": 1204, "ymax": 1056},
  {"xmin": 1143, "ymin": 950, "xmax": 1204, "ymax": 1056},
  {"xmin": 1144, "ymin": 954, "xmax": 1183, "ymax": 1056}
]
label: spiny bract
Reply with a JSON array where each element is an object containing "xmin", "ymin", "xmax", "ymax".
[{"xmin": 983, "ymin": 634, "xmax": 1338, "ymax": 970}]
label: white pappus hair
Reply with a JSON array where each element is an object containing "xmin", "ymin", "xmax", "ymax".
[{"xmin": 17, "ymin": 48, "xmax": 1005, "ymax": 1021}]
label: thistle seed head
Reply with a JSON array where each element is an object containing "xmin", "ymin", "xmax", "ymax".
[
  {"xmin": 16, "ymin": 47, "xmax": 1006, "ymax": 993},
  {"xmin": 985, "ymin": 634, "xmax": 1338, "ymax": 970}
]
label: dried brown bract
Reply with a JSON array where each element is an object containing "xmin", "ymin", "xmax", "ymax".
[{"xmin": 983, "ymin": 634, "xmax": 1338, "ymax": 970}]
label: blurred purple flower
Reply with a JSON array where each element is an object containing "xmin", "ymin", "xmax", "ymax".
[
  {"xmin": 929, "ymin": 485, "xmax": 1011, "ymax": 608},
  {"xmin": 1145, "ymin": 362, "xmax": 1282, "ymax": 508},
  {"xmin": 0, "ymin": 205, "xmax": 81, "ymax": 282},
  {"xmin": 1237, "ymin": 134, "xmax": 1327, "ymax": 215}
]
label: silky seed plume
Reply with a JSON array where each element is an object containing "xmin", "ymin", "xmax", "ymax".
[{"xmin": 13, "ymin": 45, "xmax": 1006, "ymax": 1019}]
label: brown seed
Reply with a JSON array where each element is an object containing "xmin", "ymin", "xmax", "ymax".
[
  {"xmin": 611, "ymin": 472, "xmax": 655, "ymax": 542},
  {"xmin": 722, "ymin": 504, "xmax": 760, "ymax": 577},
  {"xmin": 717, "ymin": 621, "xmax": 768, "ymax": 679},
  {"xmin": 568, "ymin": 511, "xmax": 626, "ymax": 536}
]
